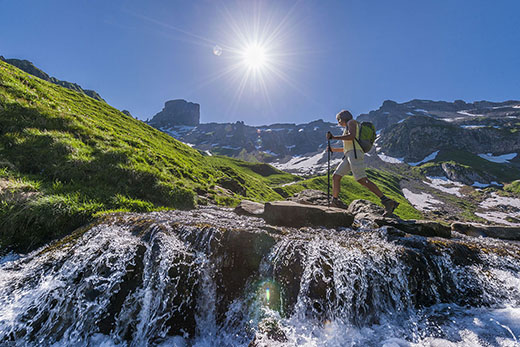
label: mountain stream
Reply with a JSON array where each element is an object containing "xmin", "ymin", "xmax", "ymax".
[{"xmin": 1, "ymin": 207, "xmax": 519, "ymax": 346}]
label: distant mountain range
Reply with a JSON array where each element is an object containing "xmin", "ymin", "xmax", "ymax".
[{"xmin": 148, "ymin": 98, "xmax": 520, "ymax": 183}]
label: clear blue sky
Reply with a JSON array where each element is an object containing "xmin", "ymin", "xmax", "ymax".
[{"xmin": 1, "ymin": 0, "xmax": 519, "ymax": 125}]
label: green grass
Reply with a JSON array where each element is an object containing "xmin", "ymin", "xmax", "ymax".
[
  {"xmin": 0, "ymin": 60, "xmax": 298, "ymax": 252},
  {"xmin": 505, "ymin": 180, "xmax": 520, "ymax": 195},
  {"xmin": 276, "ymin": 168, "xmax": 423, "ymax": 220}
]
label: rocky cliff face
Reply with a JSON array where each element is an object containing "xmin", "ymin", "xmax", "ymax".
[
  {"xmin": 0, "ymin": 56, "xmax": 105, "ymax": 102},
  {"xmin": 376, "ymin": 114, "xmax": 520, "ymax": 162},
  {"xmin": 148, "ymin": 99, "xmax": 200, "ymax": 127}
]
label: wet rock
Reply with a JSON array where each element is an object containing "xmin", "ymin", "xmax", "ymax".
[
  {"xmin": 347, "ymin": 199, "xmax": 384, "ymax": 220},
  {"xmin": 263, "ymin": 201, "xmax": 354, "ymax": 228},
  {"xmin": 377, "ymin": 219, "xmax": 451, "ymax": 239},
  {"xmin": 234, "ymin": 200, "xmax": 265, "ymax": 216},
  {"xmin": 451, "ymin": 222, "xmax": 520, "ymax": 241}
]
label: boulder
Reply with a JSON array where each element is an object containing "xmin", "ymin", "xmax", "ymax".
[
  {"xmin": 234, "ymin": 200, "xmax": 264, "ymax": 216},
  {"xmin": 451, "ymin": 223, "xmax": 520, "ymax": 241},
  {"xmin": 263, "ymin": 201, "xmax": 354, "ymax": 228},
  {"xmin": 287, "ymin": 189, "xmax": 329, "ymax": 206},
  {"xmin": 347, "ymin": 199, "xmax": 384, "ymax": 219}
]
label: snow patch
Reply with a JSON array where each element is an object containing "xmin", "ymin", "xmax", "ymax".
[
  {"xmin": 424, "ymin": 176, "xmax": 463, "ymax": 197},
  {"xmin": 402, "ymin": 188, "xmax": 443, "ymax": 211},
  {"xmin": 263, "ymin": 150, "xmax": 278, "ymax": 156},
  {"xmin": 408, "ymin": 151, "xmax": 439, "ymax": 166},
  {"xmin": 457, "ymin": 110, "xmax": 484, "ymax": 117},
  {"xmin": 377, "ymin": 152, "xmax": 405, "ymax": 164},
  {"xmin": 220, "ymin": 145, "xmax": 241, "ymax": 150},
  {"xmin": 476, "ymin": 193, "xmax": 520, "ymax": 226},
  {"xmin": 397, "ymin": 119, "xmax": 405, "ymax": 124},
  {"xmin": 478, "ymin": 152, "xmax": 517, "ymax": 163},
  {"xmin": 442, "ymin": 117, "xmax": 466, "ymax": 123},
  {"xmin": 460, "ymin": 125, "xmax": 486, "ymax": 129},
  {"xmin": 472, "ymin": 181, "xmax": 492, "ymax": 188},
  {"xmin": 272, "ymin": 150, "xmax": 342, "ymax": 176},
  {"xmin": 406, "ymin": 112, "xmax": 414, "ymax": 116}
]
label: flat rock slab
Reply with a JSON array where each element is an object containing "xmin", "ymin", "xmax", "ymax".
[
  {"xmin": 234, "ymin": 200, "xmax": 265, "ymax": 216},
  {"xmin": 263, "ymin": 201, "xmax": 354, "ymax": 228},
  {"xmin": 451, "ymin": 223, "xmax": 520, "ymax": 241}
]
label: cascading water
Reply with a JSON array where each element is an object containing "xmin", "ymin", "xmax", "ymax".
[{"xmin": 1, "ymin": 207, "xmax": 519, "ymax": 346}]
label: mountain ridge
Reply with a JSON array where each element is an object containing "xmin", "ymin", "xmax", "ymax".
[{"xmin": 0, "ymin": 56, "xmax": 105, "ymax": 102}]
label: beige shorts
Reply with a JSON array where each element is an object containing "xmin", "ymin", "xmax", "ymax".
[{"xmin": 333, "ymin": 150, "xmax": 367, "ymax": 180}]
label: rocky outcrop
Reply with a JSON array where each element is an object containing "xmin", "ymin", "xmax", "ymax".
[
  {"xmin": 440, "ymin": 162, "xmax": 494, "ymax": 186},
  {"xmin": 451, "ymin": 222, "xmax": 520, "ymax": 241},
  {"xmin": 348, "ymin": 199, "xmax": 451, "ymax": 238},
  {"xmin": 148, "ymin": 99, "xmax": 200, "ymax": 127},
  {"xmin": 234, "ymin": 200, "xmax": 264, "ymax": 216},
  {"xmin": 287, "ymin": 189, "xmax": 330, "ymax": 206},
  {"xmin": 263, "ymin": 201, "xmax": 354, "ymax": 228},
  {"xmin": 0, "ymin": 56, "xmax": 105, "ymax": 102}
]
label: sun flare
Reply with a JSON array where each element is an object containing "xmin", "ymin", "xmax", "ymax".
[{"xmin": 241, "ymin": 43, "xmax": 267, "ymax": 69}]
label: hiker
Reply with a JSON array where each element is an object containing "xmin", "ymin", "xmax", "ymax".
[{"xmin": 326, "ymin": 110, "xmax": 399, "ymax": 216}]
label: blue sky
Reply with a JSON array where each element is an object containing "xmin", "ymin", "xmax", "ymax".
[{"xmin": 1, "ymin": 0, "xmax": 519, "ymax": 125}]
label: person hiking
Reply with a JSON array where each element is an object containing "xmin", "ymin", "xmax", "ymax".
[{"xmin": 326, "ymin": 110, "xmax": 399, "ymax": 216}]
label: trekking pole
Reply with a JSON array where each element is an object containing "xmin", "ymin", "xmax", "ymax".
[{"xmin": 327, "ymin": 139, "xmax": 330, "ymax": 207}]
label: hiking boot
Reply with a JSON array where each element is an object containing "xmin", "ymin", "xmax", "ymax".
[{"xmin": 381, "ymin": 197, "xmax": 399, "ymax": 217}]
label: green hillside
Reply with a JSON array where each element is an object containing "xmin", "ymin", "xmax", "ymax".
[
  {"xmin": 0, "ymin": 60, "xmax": 422, "ymax": 253},
  {"xmin": 0, "ymin": 60, "xmax": 298, "ymax": 252}
]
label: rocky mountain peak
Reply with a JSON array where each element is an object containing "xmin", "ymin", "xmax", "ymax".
[{"xmin": 148, "ymin": 99, "xmax": 200, "ymax": 127}]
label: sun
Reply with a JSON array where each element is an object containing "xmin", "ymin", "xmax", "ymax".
[{"xmin": 241, "ymin": 43, "xmax": 267, "ymax": 69}]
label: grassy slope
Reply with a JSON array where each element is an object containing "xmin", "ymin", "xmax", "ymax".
[{"xmin": 0, "ymin": 61, "xmax": 297, "ymax": 251}]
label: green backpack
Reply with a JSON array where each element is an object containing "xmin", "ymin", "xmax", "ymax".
[{"xmin": 354, "ymin": 121, "xmax": 377, "ymax": 154}]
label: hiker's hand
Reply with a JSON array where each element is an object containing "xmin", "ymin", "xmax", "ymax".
[
  {"xmin": 327, "ymin": 144, "xmax": 333, "ymax": 153},
  {"xmin": 326, "ymin": 131, "xmax": 333, "ymax": 140}
]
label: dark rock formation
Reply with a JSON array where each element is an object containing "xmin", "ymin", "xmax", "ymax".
[
  {"xmin": 451, "ymin": 222, "xmax": 520, "ymax": 241},
  {"xmin": 148, "ymin": 99, "xmax": 200, "ymax": 127},
  {"xmin": 0, "ymin": 56, "xmax": 105, "ymax": 102},
  {"xmin": 263, "ymin": 201, "xmax": 354, "ymax": 228}
]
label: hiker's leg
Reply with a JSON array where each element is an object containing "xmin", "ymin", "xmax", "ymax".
[
  {"xmin": 357, "ymin": 177, "xmax": 383, "ymax": 198},
  {"xmin": 332, "ymin": 174, "xmax": 342, "ymax": 198},
  {"xmin": 332, "ymin": 157, "xmax": 350, "ymax": 199}
]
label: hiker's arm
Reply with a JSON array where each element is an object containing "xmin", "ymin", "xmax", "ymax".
[{"xmin": 330, "ymin": 120, "xmax": 357, "ymax": 140}]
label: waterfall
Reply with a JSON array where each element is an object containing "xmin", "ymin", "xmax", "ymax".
[{"xmin": 1, "ymin": 207, "xmax": 519, "ymax": 346}]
